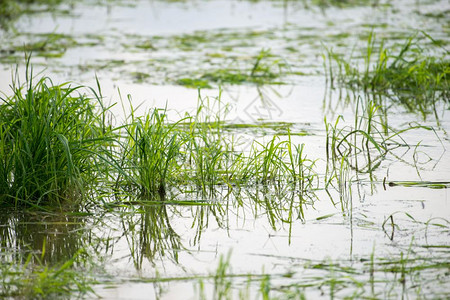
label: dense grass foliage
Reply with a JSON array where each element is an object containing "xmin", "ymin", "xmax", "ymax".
[
  {"xmin": 0, "ymin": 52, "xmax": 438, "ymax": 210},
  {"xmin": 122, "ymin": 107, "xmax": 186, "ymax": 197},
  {"xmin": 0, "ymin": 67, "xmax": 111, "ymax": 207},
  {"xmin": 1, "ymin": 0, "xmax": 449, "ymax": 297},
  {"xmin": 0, "ymin": 65, "xmax": 424, "ymax": 208},
  {"xmin": 118, "ymin": 95, "xmax": 318, "ymax": 197},
  {"xmin": 0, "ymin": 66, "xmax": 318, "ymax": 206}
]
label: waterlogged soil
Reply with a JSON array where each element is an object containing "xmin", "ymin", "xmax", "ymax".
[{"xmin": 1, "ymin": 0, "xmax": 449, "ymax": 299}]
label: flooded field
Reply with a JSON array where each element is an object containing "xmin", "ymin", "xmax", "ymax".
[{"xmin": 0, "ymin": 0, "xmax": 449, "ymax": 299}]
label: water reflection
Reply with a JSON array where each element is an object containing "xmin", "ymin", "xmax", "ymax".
[
  {"xmin": 99, "ymin": 182, "xmax": 320, "ymax": 270},
  {"xmin": 323, "ymin": 65, "xmax": 448, "ymax": 126},
  {"xmin": 0, "ymin": 209, "xmax": 84, "ymax": 265},
  {"xmin": 121, "ymin": 203, "xmax": 182, "ymax": 269}
]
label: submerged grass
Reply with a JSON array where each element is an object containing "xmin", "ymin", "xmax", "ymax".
[
  {"xmin": 0, "ymin": 248, "xmax": 95, "ymax": 299},
  {"xmin": 325, "ymin": 32, "xmax": 449, "ymax": 118},
  {"xmin": 177, "ymin": 49, "xmax": 288, "ymax": 88},
  {"xmin": 192, "ymin": 242, "xmax": 450, "ymax": 299}
]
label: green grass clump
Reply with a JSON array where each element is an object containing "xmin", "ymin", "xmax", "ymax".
[
  {"xmin": 121, "ymin": 106, "xmax": 186, "ymax": 197},
  {"xmin": 326, "ymin": 32, "xmax": 449, "ymax": 116},
  {"xmin": 0, "ymin": 62, "xmax": 314, "ymax": 205},
  {"xmin": 240, "ymin": 134, "xmax": 317, "ymax": 189},
  {"xmin": 116, "ymin": 93, "xmax": 318, "ymax": 197},
  {"xmin": 182, "ymin": 98, "xmax": 237, "ymax": 192},
  {"xmin": 0, "ymin": 64, "xmax": 112, "ymax": 207},
  {"xmin": 118, "ymin": 94, "xmax": 233, "ymax": 197}
]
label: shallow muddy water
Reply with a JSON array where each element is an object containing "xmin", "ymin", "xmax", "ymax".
[{"xmin": 1, "ymin": 0, "xmax": 449, "ymax": 299}]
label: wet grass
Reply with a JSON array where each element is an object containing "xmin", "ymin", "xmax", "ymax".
[
  {"xmin": 1, "ymin": 0, "xmax": 449, "ymax": 296},
  {"xmin": 0, "ymin": 61, "xmax": 318, "ymax": 206},
  {"xmin": 191, "ymin": 242, "xmax": 450, "ymax": 299},
  {"xmin": 109, "ymin": 92, "xmax": 319, "ymax": 197},
  {"xmin": 325, "ymin": 32, "xmax": 450, "ymax": 118},
  {"xmin": 0, "ymin": 57, "xmax": 442, "ymax": 209},
  {"xmin": 1, "ymin": 46, "xmax": 448, "ymax": 296},
  {"xmin": 177, "ymin": 49, "xmax": 287, "ymax": 88},
  {"xmin": 0, "ymin": 248, "xmax": 95, "ymax": 299},
  {"xmin": 0, "ymin": 59, "xmax": 114, "ymax": 207},
  {"xmin": 121, "ymin": 105, "xmax": 186, "ymax": 197}
]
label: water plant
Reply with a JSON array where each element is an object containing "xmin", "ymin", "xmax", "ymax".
[
  {"xmin": 0, "ymin": 247, "xmax": 94, "ymax": 299},
  {"xmin": 0, "ymin": 61, "xmax": 113, "ymax": 207},
  {"xmin": 325, "ymin": 32, "xmax": 449, "ymax": 118},
  {"xmin": 120, "ymin": 103, "xmax": 186, "ymax": 197},
  {"xmin": 109, "ymin": 90, "xmax": 319, "ymax": 200},
  {"xmin": 1, "ymin": 0, "xmax": 449, "ymax": 298},
  {"xmin": 182, "ymin": 96, "xmax": 235, "ymax": 193},
  {"xmin": 178, "ymin": 48, "xmax": 287, "ymax": 88},
  {"xmin": 120, "ymin": 93, "xmax": 236, "ymax": 196},
  {"xmin": 324, "ymin": 98, "xmax": 420, "ymax": 176}
]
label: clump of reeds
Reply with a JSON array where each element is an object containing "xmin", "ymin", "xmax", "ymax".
[{"xmin": 0, "ymin": 62, "xmax": 112, "ymax": 207}]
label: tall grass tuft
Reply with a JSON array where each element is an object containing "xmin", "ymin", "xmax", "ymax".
[
  {"xmin": 122, "ymin": 105, "xmax": 185, "ymax": 197},
  {"xmin": 0, "ymin": 62, "xmax": 112, "ymax": 207},
  {"xmin": 183, "ymin": 94, "xmax": 235, "ymax": 193}
]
